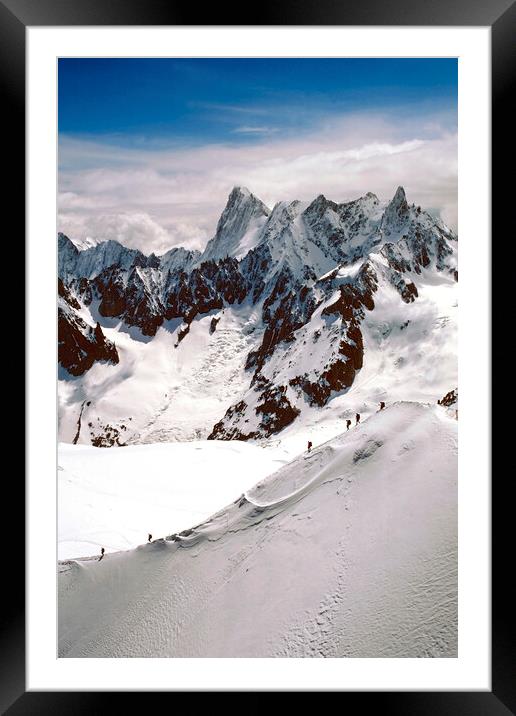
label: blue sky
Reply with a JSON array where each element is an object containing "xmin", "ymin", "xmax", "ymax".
[
  {"xmin": 58, "ymin": 58, "xmax": 457, "ymax": 252},
  {"xmin": 59, "ymin": 58, "xmax": 457, "ymax": 144}
]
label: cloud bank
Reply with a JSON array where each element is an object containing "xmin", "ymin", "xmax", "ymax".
[{"xmin": 58, "ymin": 112, "xmax": 457, "ymax": 254}]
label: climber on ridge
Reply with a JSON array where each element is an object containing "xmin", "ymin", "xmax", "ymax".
[
  {"xmin": 355, "ymin": 413, "xmax": 361, "ymax": 425},
  {"xmin": 307, "ymin": 441, "xmax": 313, "ymax": 453}
]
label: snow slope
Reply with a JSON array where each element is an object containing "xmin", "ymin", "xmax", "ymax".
[
  {"xmin": 58, "ymin": 440, "xmax": 292, "ymax": 560},
  {"xmin": 59, "ymin": 402, "xmax": 457, "ymax": 658},
  {"xmin": 58, "ymin": 305, "xmax": 264, "ymax": 444}
]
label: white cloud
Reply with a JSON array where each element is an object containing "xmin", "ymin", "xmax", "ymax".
[
  {"xmin": 232, "ymin": 126, "xmax": 279, "ymax": 135},
  {"xmin": 58, "ymin": 112, "xmax": 457, "ymax": 254},
  {"xmin": 58, "ymin": 211, "xmax": 208, "ymax": 254}
]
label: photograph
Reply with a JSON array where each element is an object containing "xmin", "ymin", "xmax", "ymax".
[{"xmin": 56, "ymin": 56, "xmax": 459, "ymax": 659}]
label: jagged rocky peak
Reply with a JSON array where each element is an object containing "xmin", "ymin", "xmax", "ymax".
[
  {"xmin": 227, "ymin": 185, "xmax": 260, "ymax": 205},
  {"xmin": 385, "ymin": 185, "xmax": 409, "ymax": 218},
  {"xmin": 58, "ymin": 232, "xmax": 79, "ymax": 257},
  {"xmin": 380, "ymin": 186, "xmax": 420, "ymax": 242},
  {"xmin": 264, "ymin": 199, "xmax": 303, "ymax": 229},
  {"xmin": 58, "ymin": 233, "xmax": 80, "ymax": 281},
  {"xmin": 227, "ymin": 185, "xmax": 268, "ymax": 209},
  {"xmin": 255, "ymin": 200, "xmax": 305, "ymax": 263},
  {"xmin": 159, "ymin": 246, "xmax": 201, "ymax": 274},
  {"xmin": 200, "ymin": 186, "xmax": 271, "ymax": 262},
  {"xmin": 392, "ymin": 185, "xmax": 407, "ymax": 203},
  {"xmin": 305, "ymin": 193, "xmax": 335, "ymax": 216},
  {"xmin": 306, "ymin": 191, "xmax": 379, "ymax": 216},
  {"xmin": 357, "ymin": 191, "xmax": 381, "ymax": 210},
  {"xmin": 303, "ymin": 192, "xmax": 383, "ymax": 236},
  {"xmin": 69, "ymin": 235, "xmax": 103, "ymax": 251},
  {"xmin": 58, "ymin": 231, "xmax": 75, "ymax": 246},
  {"xmin": 62, "ymin": 238, "xmax": 150, "ymax": 281}
]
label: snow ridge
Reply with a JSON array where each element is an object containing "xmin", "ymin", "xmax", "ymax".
[{"xmin": 58, "ymin": 402, "xmax": 457, "ymax": 658}]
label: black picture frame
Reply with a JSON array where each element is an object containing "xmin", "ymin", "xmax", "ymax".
[{"xmin": 5, "ymin": 0, "xmax": 510, "ymax": 710}]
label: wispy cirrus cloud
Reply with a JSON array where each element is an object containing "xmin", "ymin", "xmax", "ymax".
[
  {"xmin": 232, "ymin": 126, "xmax": 279, "ymax": 135},
  {"xmin": 188, "ymin": 101, "xmax": 272, "ymax": 116},
  {"xmin": 58, "ymin": 110, "xmax": 457, "ymax": 254}
]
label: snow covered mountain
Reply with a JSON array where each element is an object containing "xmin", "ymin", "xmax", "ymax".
[
  {"xmin": 58, "ymin": 185, "xmax": 457, "ymax": 446},
  {"xmin": 200, "ymin": 185, "xmax": 270, "ymax": 262}
]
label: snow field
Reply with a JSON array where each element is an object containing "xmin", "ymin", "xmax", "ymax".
[
  {"xmin": 59, "ymin": 402, "xmax": 457, "ymax": 658},
  {"xmin": 58, "ymin": 438, "xmax": 292, "ymax": 560}
]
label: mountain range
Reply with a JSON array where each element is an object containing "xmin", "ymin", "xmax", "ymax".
[{"xmin": 58, "ymin": 185, "xmax": 458, "ymax": 446}]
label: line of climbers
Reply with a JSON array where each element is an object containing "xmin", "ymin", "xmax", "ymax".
[
  {"xmin": 96, "ymin": 398, "xmax": 458, "ymax": 560},
  {"xmin": 95, "ymin": 397, "xmax": 458, "ymax": 561},
  {"xmin": 98, "ymin": 532, "xmax": 153, "ymax": 561},
  {"xmin": 307, "ymin": 401, "xmax": 386, "ymax": 453}
]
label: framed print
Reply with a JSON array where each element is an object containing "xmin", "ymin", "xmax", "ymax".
[{"xmin": 5, "ymin": 0, "xmax": 512, "ymax": 709}]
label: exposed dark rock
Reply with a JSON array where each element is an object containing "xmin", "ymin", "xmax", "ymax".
[
  {"xmin": 209, "ymin": 384, "xmax": 300, "ymax": 441},
  {"xmin": 400, "ymin": 281, "xmax": 418, "ymax": 303},
  {"xmin": 247, "ymin": 268, "xmax": 319, "ymax": 373},
  {"xmin": 58, "ymin": 278, "xmax": 80, "ymax": 309},
  {"xmin": 255, "ymin": 385, "xmax": 300, "ymax": 436},
  {"xmin": 95, "ymin": 268, "xmax": 128, "ymax": 318},
  {"xmin": 290, "ymin": 327, "xmax": 363, "ymax": 407},
  {"xmin": 91, "ymin": 422, "xmax": 126, "ymax": 447},
  {"xmin": 438, "ymin": 388, "xmax": 458, "ymax": 407},
  {"xmin": 209, "ymin": 401, "xmax": 257, "ymax": 441},
  {"xmin": 176, "ymin": 323, "xmax": 190, "ymax": 344},
  {"xmin": 58, "ymin": 304, "xmax": 119, "ymax": 376},
  {"xmin": 72, "ymin": 400, "xmax": 87, "ymax": 444}
]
